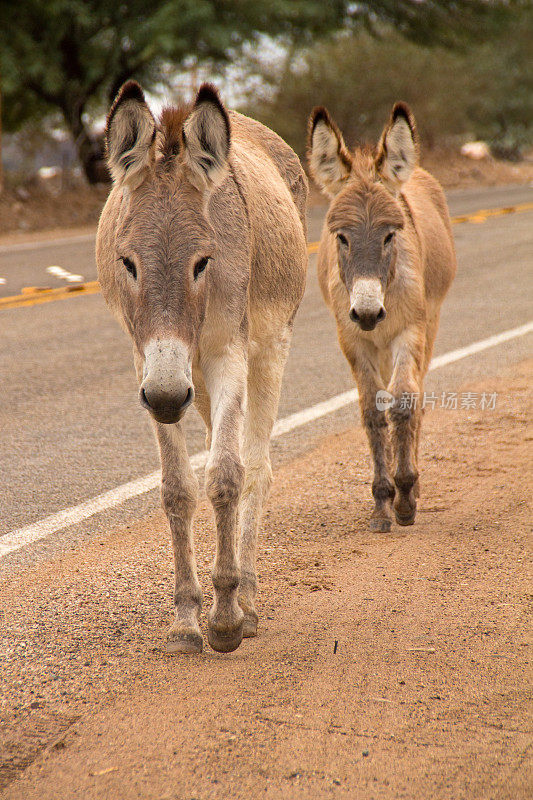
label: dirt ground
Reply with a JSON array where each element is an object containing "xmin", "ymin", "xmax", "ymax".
[
  {"xmin": 0, "ymin": 183, "xmax": 108, "ymax": 238},
  {"xmin": 0, "ymin": 361, "xmax": 531, "ymax": 799},
  {"xmin": 1, "ymin": 150, "xmax": 533, "ymax": 237},
  {"xmin": 422, "ymin": 148, "xmax": 533, "ymax": 191}
]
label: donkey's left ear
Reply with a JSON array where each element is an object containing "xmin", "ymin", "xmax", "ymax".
[
  {"xmin": 376, "ymin": 102, "xmax": 419, "ymax": 193},
  {"xmin": 182, "ymin": 84, "xmax": 230, "ymax": 192}
]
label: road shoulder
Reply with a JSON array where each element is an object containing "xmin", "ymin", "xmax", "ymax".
[{"xmin": 1, "ymin": 360, "xmax": 531, "ymax": 799}]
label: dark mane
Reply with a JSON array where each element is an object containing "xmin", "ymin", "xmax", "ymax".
[
  {"xmin": 158, "ymin": 104, "xmax": 193, "ymax": 161},
  {"xmin": 326, "ymin": 143, "xmax": 403, "ymax": 232}
]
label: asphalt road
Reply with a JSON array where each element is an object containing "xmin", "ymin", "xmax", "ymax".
[{"xmin": 1, "ymin": 184, "xmax": 532, "ymax": 568}]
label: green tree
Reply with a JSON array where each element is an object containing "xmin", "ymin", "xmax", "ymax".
[
  {"xmin": 240, "ymin": 32, "xmax": 471, "ymax": 156},
  {"xmin": 0, "ymin": 0, "xmax": 519, "ymax": 181},
  {"xmin": 241, "ymin": 4, "xmax": 533, "ymax": 159},
  {"xmin": 464, "ymin": 6, "xmax": 533, "ymax": 157},
  {"xmin": 0, "ymin": 0, "xmax": 350, "ymax": 181}
]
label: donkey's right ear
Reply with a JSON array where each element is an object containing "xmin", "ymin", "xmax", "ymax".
[
  {"xmin": 308, "ymin": 107, "xmax": 352, "ymax": 197},
  {"xmin": 105, "ymin": 81, "xmax": 156, "ymax": 189}
]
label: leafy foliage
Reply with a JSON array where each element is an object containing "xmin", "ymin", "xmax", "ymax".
[
  {"xmin": 464, "ymin": 7, "xmax": 533, "ymax": 157},
  {"xmin": 0, "ymin": 0, "xmax": 350, "ymax": 179},
  {"xmin": 241, "ymin": 6, "xmax": 533, "ymax": 159},
  {"xmin": 0, "ymin": 1, "xmax": 348, "ymax": 129},
  {"xmin": 0, "ymin": 0, "xmax": 522, "ymax": 179}
]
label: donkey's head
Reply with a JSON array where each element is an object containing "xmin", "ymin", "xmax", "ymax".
[
  {"xmin": 104, "ymin": 81, "xmax": 230, "ymax": 423},
  {"xmin": 308, "ymin": 103, "xmax": 419, "ymax": 331}
]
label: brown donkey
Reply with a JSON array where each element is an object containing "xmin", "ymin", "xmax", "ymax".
[
  {"xmin": 97, "ymin": 82, "xmax": 307, "ymax": 653},
  {"xmin": 308, "ymin": 103, "xmax": 456, "ymax": 532}
]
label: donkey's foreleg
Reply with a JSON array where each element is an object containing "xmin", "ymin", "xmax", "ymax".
[
  {"xmin": 348, "ymin": 342, "xmax": 395, "ymax": 532},
  {"xmin": 388, "ymin": 327, "xmax": 424, "ymax": 526},
  {"xmin": 239, "ymin": 331, "xmax": 291, "ymax": 637},
  {"xmin": 203, "ymin": 345, "xmax": 247, "ymax": 653},
  {"xmin": 156, "ymin": 423, "xmax": 203, "ymax": 654}
]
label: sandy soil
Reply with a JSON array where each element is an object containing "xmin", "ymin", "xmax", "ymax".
[
  {"xmin": 0, "ymin": 184, "xmax": 108, "ymax": 238},
  {"xmin": 422, "ymin": 148, "xmax": 533, "ymax": 190},
  {"xmin": 0, "ymin": 361, "xmax": 531, "ymax": 799}
]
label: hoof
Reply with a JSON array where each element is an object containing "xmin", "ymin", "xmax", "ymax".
[
  {"xmin": 394, "ymin": 509, "xmax": 416, "ymax": 526},
  {"xmin": 369, "ymin": 517, "xmax": 392, "ymax": 533},
  {"xmin": 207, "ymin": 619, "xmax": 244, "ymax": 653},
  {"xmin": 242, "ymin": 611, "xmax": 258, "ymax": 638},
  {"xmin": 164, "ymin": 627, "xmax": 203, "ymax": 655},
  {"xmin": 394, "ymin": 491, "xmax": 416, "ymax": 527}
]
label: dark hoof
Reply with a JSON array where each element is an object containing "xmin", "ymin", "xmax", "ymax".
[
  {"xmin": 369, "ymin": 517, "xmax": 392, "ymax": 533},
  {"xmin": 207, "ymin": 620, "xmax": 244, "ymax": 653},
  {"xmin": 395, "ymin": 509, "xmax": 416, "ymax": 526},
  {"xmin": 394, "ymin": 489, "xmax": 417, "ymax": 527},
  {"xmin": 164, "ymin": 628, "xmax": 203, "ymax": 655},
  {"xmin": 242, "ymin": 612, "xmax": 258, "ymax": 638}
]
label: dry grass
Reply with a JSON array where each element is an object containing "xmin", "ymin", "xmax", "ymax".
[{"xmin": 2, "ymin": 151, "xmax": 533, "ymax": 237}]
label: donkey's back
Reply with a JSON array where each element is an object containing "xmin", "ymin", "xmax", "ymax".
[
  {"xmin": 401, "ymin": 167, "xmax": 456, "ymax": 304},
  {"xmin": 230, "ymin": 111, "xmax": 308, "ymax": 230},
  {"xmin": 224, "ymin": 111, "xmax": 308, "ymax": 323}
]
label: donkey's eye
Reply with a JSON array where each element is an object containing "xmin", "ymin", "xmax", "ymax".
[
  {"xmin": 337, "ymin": 233, "xmax": 349, "ymax": 247},
  {"xmin": 121, "ymin": 256, "xmax": 137, "ymax": 279},
  {"xmin": 194, "ymin": 256, "xmax": 210, "ymax": 280},
  {"xmin": 384, "ymin": 231, "xmax": 395, "ymax": 246}
]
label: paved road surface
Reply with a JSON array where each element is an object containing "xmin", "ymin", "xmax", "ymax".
[
  {"xmin": 1, "ymin": 183, "xmax": 533, "ymax": 297},
  {"xmin": 1, "ymin": 184, "xmax": 532, "ymax": 567}
]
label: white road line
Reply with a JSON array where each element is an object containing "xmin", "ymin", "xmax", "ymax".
[
  {"xmin": 1, "ymin": 320, "xmax": 532, "ymax": 559},
  {"xmin": 429, "ymin": 322, "xmax": 533, "ymax": 368},
  {"xmin": 0, "ymin": 278, "xmax": 6, "ymax": 285},
  {"xmin": 47, "ymin": 265, "xmax": 85, "ymax": 283}
]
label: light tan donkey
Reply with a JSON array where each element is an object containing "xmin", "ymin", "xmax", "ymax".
[
  {"xmin": 97, "ymin": 82, "xmax": 307, "ymax": 653},
  {"xmin": 308, "ymin": 103, "xmax": 456, "ymax": 532}
]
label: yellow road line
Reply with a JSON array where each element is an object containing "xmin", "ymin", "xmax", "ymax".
[
  {"xmin": 451, "ymin": 201, "xmax": 533, "ymax": 225},
  {"xmin": 2, "ymin": 200, "xmax": 533, "ymax": 311},
  {"xmin": 0, "ymin": 281, "xmax": 100, "ymax": 310},
  {"xmin": 307, "ymin": 201, "xmax": 533, "ymax": 250}
]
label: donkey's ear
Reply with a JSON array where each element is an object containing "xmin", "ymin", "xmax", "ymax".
[
  {"xmin": 182, "ymin": 84, "xmax": 230, "ymax": 192},
  {"xmin": 105, "ymin": 81, "xmax": 156, "ymax": 189},
  {"xmin": 308, "ymin": 107, "xmax": 352, "ymax": 197},
  {"xmin": 376, "ymin": 102, "xmax": 419, "ymax": 193}
]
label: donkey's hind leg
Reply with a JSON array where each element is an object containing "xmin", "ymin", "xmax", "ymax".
[
  {"xmin": 238, "ymin": 329, "xmax": 291, "ymax": 637},
  {"xmin": 192, "ymin": 363, "xmax": 212, "ymax": 450},
  {"xmin": 412, "ymin": 311, "xmax": 441, "ymax": 500}
]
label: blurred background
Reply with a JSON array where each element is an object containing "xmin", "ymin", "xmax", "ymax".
[{"xmin": 0, "ymin": 0, "xmax": 532, "ymax": 233}]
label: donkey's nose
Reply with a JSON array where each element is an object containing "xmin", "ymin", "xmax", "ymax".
[
  {"xmin": 140, "ymin": 382, "xmax": 194, "ymax": 424},
  {"xmin": 349, "ymin": 305, "xmax": 386, "ymax": 331}
]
